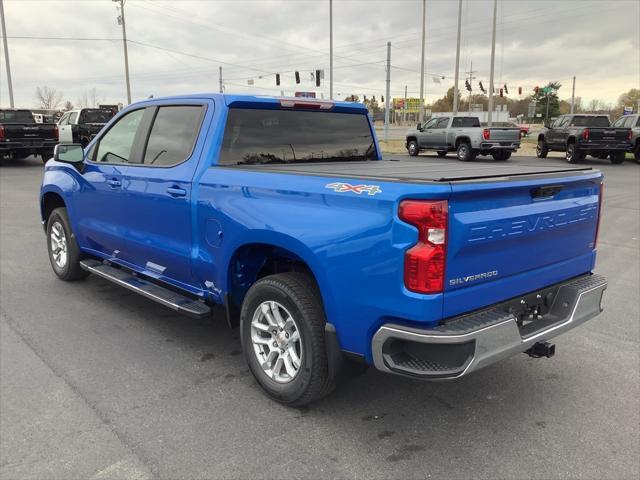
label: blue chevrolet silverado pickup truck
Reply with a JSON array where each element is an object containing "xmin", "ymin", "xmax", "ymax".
[{"xmin": 40, "ymin": 94, "xmax": 607, "ymax": 406}]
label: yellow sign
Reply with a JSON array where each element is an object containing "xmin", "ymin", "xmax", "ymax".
[{"xmin": 393, "ymin": 98, "xmax": 424, "ymax": 113}]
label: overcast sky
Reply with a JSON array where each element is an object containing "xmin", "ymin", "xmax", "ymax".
[{"xmin": 1, "ymin": 0, "xmax": 639, "ymax": 109}]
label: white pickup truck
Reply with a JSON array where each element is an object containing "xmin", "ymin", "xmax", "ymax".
[{"xmin": 406, "ymin": 116, "xmax": 521, "ymax": 161}]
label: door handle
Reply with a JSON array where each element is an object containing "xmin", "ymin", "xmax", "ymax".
[
  {"xmin": 107, "ymin": 178, "xmax": 121, "ymax": 188},
  {"xmin": 167, "ymin": 186, "xmax": 187, "ymax": 197}
]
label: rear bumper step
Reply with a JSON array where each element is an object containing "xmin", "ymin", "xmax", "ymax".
[
  {"xmin": 80, "ymin": 259, "xmax": 211, "ymax": 319},
  {"xmin": 371, "ymin": 273, "xmax": 607, "ymax": 379}
]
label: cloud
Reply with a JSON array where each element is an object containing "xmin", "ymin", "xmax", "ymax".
[{"xmin": 1, "ymin": 0, "xmax": 638, "ymax": 108}]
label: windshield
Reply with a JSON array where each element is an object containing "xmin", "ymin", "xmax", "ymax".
[
  {"xmin": 0, "ymin": 110, "xmax": 35, "ymax": 123},
  {"xmin": 570, "ymin": 116, "xmax": 610, "ymax": 127},
  {"xmin": 79, "ymin": 109, "xmax": 114, "ymax": 124},
  {"xmin": 219, "ymin": 108, "xmax": 376, "ymax": 165}
]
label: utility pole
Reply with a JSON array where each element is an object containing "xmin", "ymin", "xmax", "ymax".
[
  {"xmin": 419, "ymin": 0, "xmax": 426, "ymax": 123},
  {"xmin": 545, "ymin": 92, "xmax": 551, "ymax": 124},
  {"xmin": 219, "ymin": 66, "xmax": 223, "ymax": 93},
  {"xmin": 570, "ymin": 75, "xmax": 576, "ymax": 114},
  {"xmin": 384, "ymin": 42, "xmax": 391, "ymax": 142},
  {"xmin": 0, "ymin": 0, "xmax": 14, "ymax": 108},
  {"xmin": 452, "ymin": 0, "xmax": 463, "ymax": 115},
  {"xmin": 114, "ymin": 0, "xmax": 132, "ymax": 105},
  {"xmin": 403, "ymin": 85, "xmax": 407, "ymax": 125},
  {"xmin": 487, "ymin": 0, "xmax": 498, "ymax": 126},
  {"xmin": 464, "ymin": 61, "xmax": 476, "ymax": 116},
  {"xmin": 329, "ymin": 0, "xmax": 333, "ymax": 100}
]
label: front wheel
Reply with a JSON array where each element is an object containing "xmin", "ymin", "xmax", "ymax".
[
  {"xmin": 46, "ymin": 207, "xmax": 89, "ymax": 281},
  {"xmin": 610, "ymin": 151, "xmax": 625, "ymax": 164},
  {"xmin": 456, "ymin": 142, "xmax": 476, "ymax": 162},
  {"xmin": 240, "ymin": 272, "xmax": 334, "ymax": 406},
  {"xmin": 536, "ymin": 140, "xmax": 548, "ymax": 158},
  {"xmin": 407, "ymin": 140, "xmax": 419, "ymax": 156}
]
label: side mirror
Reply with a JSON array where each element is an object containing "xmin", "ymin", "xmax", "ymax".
[
  {"xmin": 416, "ymin": 122, "xmax": 422, "ymax": 131},
  {"xmin": 54, "ymin": 144, "xmax": 84, "ymax": 165}
]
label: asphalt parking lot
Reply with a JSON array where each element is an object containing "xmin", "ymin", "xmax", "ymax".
[{"xmin": 1, "ymin": 153, "xmax": 638, "ymax": 479}]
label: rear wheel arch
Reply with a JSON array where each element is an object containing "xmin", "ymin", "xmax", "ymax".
[
  {"xmin": 537, "ymin": 134, "xmax": 545, "ymax": 143},
  {"xmin": 455, "ymin": 136, "xmax": 471, "ymax": 148}
]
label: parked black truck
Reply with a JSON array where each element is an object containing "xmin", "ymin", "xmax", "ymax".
[
  {"xmin": 536, "ymin": 114, "xmax": 632, "ymax": 164},
  {"xmin": 0, "ymin": 109, "xmax": 59, "ymax": 162}
]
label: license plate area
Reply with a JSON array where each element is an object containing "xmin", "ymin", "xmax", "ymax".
[{"xmin": 499, "ymin": 283, "xmax": 564, "ymax": 337}]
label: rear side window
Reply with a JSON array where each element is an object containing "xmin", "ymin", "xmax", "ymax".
[
  {"xmin": 451, "ymin": 117, "xmax": 480, "ymax": 128},
  {"xmin": 218, "ymin": 108, "xmax": 375, "ymax": 165},
  {"xmin": 435, "ymin": 118, "xmax": 449, "ymax": 128},
  {"xmin": 143, "ymin": 106, "xmax": 204, "ymax": 166}
]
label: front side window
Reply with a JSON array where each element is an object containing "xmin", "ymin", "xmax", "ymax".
[
  {"xmin": 58, "ymin": 113, "xmax": 69, "ymax": 126},
  {"xmin": 423, "ymin": 118, "xmax": 438, "ymax": 129},
  {"xmin": 219, "ymin": 108, "xmax": 376, "ymax": 165},
  {"xmin": 143, "ymin": 106, "xmax": 203, "ymax": 166},
  {"xmin": 95, "ymin": 109, "xmax": 145, "ymax": 163},
  {"xmin": 435, "ymin": 118, "xmax": 449, "ymax": 129},
  {"xmin": 611, "ymin": 117, "xmax": 626, "ymax": 127},
  {"xmin": 68, "ymin": 112, "xmax": 79, "ymax": 124}
]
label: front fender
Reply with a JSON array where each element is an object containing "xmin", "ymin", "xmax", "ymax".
[{"xmin": 41, "ymin": 163, "xmax": 83, "ymax": 228}]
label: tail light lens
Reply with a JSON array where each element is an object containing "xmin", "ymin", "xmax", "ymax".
[
  {"xmin": 399, "ymin": 200, "xmax": 448, "ymax": 294},
  {"xmin": 0, "ymin": 125, "xmax": 4, "ymax": 140},
  {"xmin": 629, "ymin": 130, "xmax": 633, "ymax": 141},
  {"xmin": 582, "ymin": 128, "xmax": 590, "ymax": 141},
  {"xmin": 482, "ymin": 128, "xmax": 490, "ymax": 140},
  {"xmin": 594, "ymin": 183, "xmax": 603, "ymax": 248},
  {"xmin": 53, "ymin": 125, "xmax": 59, "ymax": 141}
]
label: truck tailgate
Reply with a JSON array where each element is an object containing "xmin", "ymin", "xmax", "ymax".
[
  {"xmin": 487, "ymin": 128, "xmax": 520, "ymax": 141},
  {"xmin": 585, "ymin": 127, "xmax": 630, "ymax": 142},
  {"xmin": 444, "ymin": 172, "xmax": 602, "ymax": 317}
]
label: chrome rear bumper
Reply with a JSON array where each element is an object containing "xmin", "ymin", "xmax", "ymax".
[{"xmin": 371, "ymin": 274, "xmax": 607, "ymax": 379}]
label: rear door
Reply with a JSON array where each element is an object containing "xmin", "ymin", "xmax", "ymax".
[
  {"xmin": 58, "ymin": 112, "xmax": 77, "ymax": 143},
  {"xmin": 430, "ymin": 117, "xmax": 450, "ymax": 147},
  {"xmin": 444, "ymin": 172, "xmax": 601, "ymax": 317},
  {"xmin": 120, "ymin": 102, "xmax": 208, "ymax": 287}
]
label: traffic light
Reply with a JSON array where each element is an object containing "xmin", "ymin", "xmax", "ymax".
[
  {"xmin": 465, "ymin": 80, "xmax": 471, "ymax": 92},
  {"xmin": 275, "ymin": 73, "xmax": 280, "ymax": 86},
  {"xmin": 499, "ymin": 88, "xmax": 504, "ymax": 97},
  {"xmin": 315, "ymin": 70, "xmax": 321, "ymax": 87},
  {"xmin": 381, "ymin": 95, "xmax": 384, "ymax": 103},
  {"xmin": 479, "ymin": 81, "xmax": 486, "ymax": 93},
  {"xmin": 504, "ymin": 84, "xmax": 508, "ymax": 94},
  {"xmin": 295, "ymin": 71, "xmax": 300, "ymax": 84},
  {"xmin": 518, "ymin": 86, "xmax": 522, "ymax": 95},
  {"xmin": 372, "ymin": 96, "xmax": 376, "ymax": 102},
  {"xmin": 363, "ymin": 95, "xmax": 367, "ymax": 102}
]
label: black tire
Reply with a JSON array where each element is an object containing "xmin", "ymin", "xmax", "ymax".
[
  {"xmin": 596, "ymin": 152, "xmax": 609, "ymax": 160},
  {"xmin": 41, "ymin": 151, "xmax": 53, "ymax": 164},
  {"xmin": 634, "ymin": 143, "xmax": 640, "ymax": 163},
  {"xmin": 240, "ymin": 272, "xmax": 334, "ymax": 406},
  {"xmin": 456, "ymin": 142, "xmax": 475, "ymax": 162},
  {"xmin": 436, "ymin": 150, "xmax": 447, "ymax": 158},
  {"xmin": 536, "ymin": 139, "xmax": 548, "ymax": 158},
  {"xmin": 492, "ymin": 151, "xmax": 511, "ymax": 161},
  {"xmin": 566, "ymin": 143, "xmax": 583, "ymax": 163},
  {"xmin": 407, "ymin": 140, "xmax": 419, "ymax": 156},
  {"xmin": 610, "ymin": 151, "xmax": 625, "ymax": 164},
  {"xmin": 46, "ymin": 207, "xmax": 88, "ymax": 281}
]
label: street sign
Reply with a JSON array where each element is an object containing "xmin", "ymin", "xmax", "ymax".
[
  {"xmin": 393, "ymin": 97, "xmax": 423, "ymax": 113},
  {"xmin": 623, "ymin": 106, "xmax": 633, "ymax": 115}
]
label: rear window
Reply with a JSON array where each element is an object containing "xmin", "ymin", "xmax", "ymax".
[
  {"xmin": 570, "ymin": 116, "xmax": 610, "ymax": 127},
  {"xmin": 452, "ymin": 117, "xmax": 480, "ymax": 128},
  {"xmin": 218, "ymin": 108, "xmax": 376, "ymax": 165},
  {"xmin": 0, "ymin": 110, "xmax": 34, "ymax": 123},
  {"xmin": 79, "ymin": 109, "xmax": 115, "ymax": 124}
]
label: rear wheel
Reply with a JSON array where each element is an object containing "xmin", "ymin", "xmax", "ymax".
[
  {"xmin": 566, "ymin": 143, "xmax": 583, "ymax": 163},
  {"xmin": 635, "ymin": 143, "xmax": 640, "ymax": 163},
  {"xmin": 436, "ymin": 150, "xmax": 447, "ymax": 158},
  {"xmin": 609, "ymin": 151, "xmax": 625, "ymax": 164},
  {"xmin": 407, "ymin": 140, "xmax": 419, "ymax": 156},
  {"xmin": 456, "ymin": 142, "xmax": 475, "ymax": 162},
  {"xmin": 536, "ymin": 140, "xmax": 548, "ymax": 158},
  {"xmin": 240, "ymin": 272, "xmax": 334, "ymax": 406},
  {"xmin": 46, "ymin": 207, "xmax": 88, "ymax": 281}
]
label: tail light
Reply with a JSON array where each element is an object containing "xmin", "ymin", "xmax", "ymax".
[
  {"xmin": 594, "ymin": 183, "xmax": 604, "ymax": 248},
  {"xmin": 399, "ymin": 200, "xmax": 448, "ymax": 294},
  {"xmin": 629, "ymin": 130, "xmax": 633, "ymax": 141},
  {"xmin": 582, "ymin": 128, "xmax": 590, "ymax": 141},
  {"xmin": 53, "ymin": 125, "xmax": 59, "ymax": 141},
  {"xmin": 0, "ymin": 125, "xmax": 4, "ymax": 140},
  {"xmin": 482, "ymin": 128, "xmax": 491, "ymax": 140}
]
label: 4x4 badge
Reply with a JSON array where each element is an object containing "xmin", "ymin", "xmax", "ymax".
[{"xmin": 325, "ymin": 182, "xmax": 382, "ymax": 196}]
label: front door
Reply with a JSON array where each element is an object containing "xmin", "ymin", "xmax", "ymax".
[
  {"xmin": 57, "ymin": 112, "xmax": 75, "ymax": 144},
  {"xmin": 73, "ymin": 108, "xmax": 147, "ymax": 257},
  {"xmin": 417, "ymin": 117, "xmax": 438, "ymax": 147},
  {"xmin": 120, "ymin": 103, "xmax": 207, "ymax": 288}
]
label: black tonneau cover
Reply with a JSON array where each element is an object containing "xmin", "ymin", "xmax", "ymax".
[{"xmin": 229, "ymin": 157, "xmax": 592, "ymax": 183}]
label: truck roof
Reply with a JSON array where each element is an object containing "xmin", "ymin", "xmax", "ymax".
[{"xmin": 130, "ymin": 93, "xmax": 368, "ymax": 113}]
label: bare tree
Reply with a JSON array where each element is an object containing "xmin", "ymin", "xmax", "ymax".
[
  {"xmin": 63, "ymin": 100, "xmax": 74, "ymax": 111},
  {"xmin": 35, "ymin": 86, "xmax": 63, "ymax": 110},
  {"xmin": 77, "ymin": 88, "xmax": 102, "ymax": 108}
]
